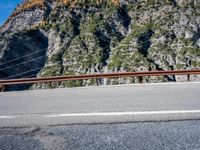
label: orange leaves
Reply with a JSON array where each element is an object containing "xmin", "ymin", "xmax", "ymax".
[
  {"xmin": 60, "ymin": 0, "xmax": 69, "ymax": 5},
  {"xmin": 9, "ymin": 0, "xmax": 46, "ymax": 19},
  {"xmin": 11, "ymin": 0, "xmax": 120, "ymax": 18},
  {"xmin": 17, "ymin": 0, "xmax": 120, "ymax": 11},
  {"xmin": 59, "ymin": 0, "xmax": 120, "ymax": 7},
  {"xmin": 111, "ymin": 0, "xmax": 120, "ymax": 6},
  {"xmin": 19, "ymin": 0, "xmax": 46, "ymax": 11}
]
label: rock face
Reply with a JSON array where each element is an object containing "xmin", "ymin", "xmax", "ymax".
[
  {"xmin": 0, "ymin": 30, "xmax": 48, "ymax": 90},
  {"xmin": 0, "ymin": 0, "xmax": 200, "ymax": 90}
]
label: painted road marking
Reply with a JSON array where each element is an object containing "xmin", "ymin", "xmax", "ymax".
[
  {"xmin": 0, "ymin": 115, "xmax": 15, "ymax": 119},
  {"xmin": 1, "ymin": 110, "xmax": 200, "ymax": 119},
  {"xmin": 45, "ymin": 110, "xmax": 200, "ymax": 118}
]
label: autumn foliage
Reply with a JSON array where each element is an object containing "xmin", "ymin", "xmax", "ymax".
[
  {"xmin": 59, "ymin": 0, "xmax": 120, "ymax": 7},
  {"xmin": 17, "ymin": 0, "xmax": 120, "ymax": 12},
  {"xmin": 17, "ymin": 0, "xmax": 46, "ymax": 12},
  {"xmin": 2, "ymin": 0, "xmax": 120, "ymax": 28}
]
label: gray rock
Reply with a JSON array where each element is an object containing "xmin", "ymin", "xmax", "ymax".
[{"xmin": 0, "ymin": 0, "xmax": 200, "ymax": 91}]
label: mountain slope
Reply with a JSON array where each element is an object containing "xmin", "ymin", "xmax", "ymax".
[{"xmin": 0, "ymin": 0, "xmax": 200, "ymax": 90}]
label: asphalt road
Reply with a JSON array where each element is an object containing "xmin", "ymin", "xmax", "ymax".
[
  {"xmin": 0, "ymin": 82, "xmax": 200, "ymax": 127},
  {"xmin": 1, "ymin": 120, "xmax": 200, "ymax": 150}
]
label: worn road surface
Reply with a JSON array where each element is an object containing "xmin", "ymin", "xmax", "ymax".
[{"xmin": 1, "ymin": 121, "xmax": 200, "ymax": 150}]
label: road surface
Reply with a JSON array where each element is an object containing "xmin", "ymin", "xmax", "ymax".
[
  {"xmin": 0, "ymin": 82, "xmax": 200, "ymax": 127},
  {"xmin": 1, "ymin": 120, "xmax": 200, "ymax": 150}
]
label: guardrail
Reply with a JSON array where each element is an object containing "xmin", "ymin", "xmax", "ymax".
[{"xmin": 0, "ymin": 69, "xmax": 200, "ymax": 92}]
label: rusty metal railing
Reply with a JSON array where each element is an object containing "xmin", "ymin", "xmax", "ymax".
[{"xmin": 0, "ymin": 69, "xmax": 200, "ymax": 91}]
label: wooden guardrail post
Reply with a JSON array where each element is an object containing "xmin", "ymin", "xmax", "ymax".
[
  {"xmin": 138, "ymin": 76, "xmax": 143, "ymax": 83},
  {"xmin": 187, "ymin": 74, "xmax": 190, "ymax": 82},
  {"xmin": 0, "ymin": 85, "xmax": 5, "ymax": 92},
  {"xmin": 96, "ymin": 78, "xmax": 102, "ymax": 86}
]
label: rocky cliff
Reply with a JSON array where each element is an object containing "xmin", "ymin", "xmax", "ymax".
[{"xmin": 0, "ymin": 0, "xmax": 200, "ymax": 90}]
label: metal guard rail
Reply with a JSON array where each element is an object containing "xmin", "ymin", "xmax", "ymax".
[{"xmin": 0, "ymin": 70, "xmax": 200, "ymax": 87}]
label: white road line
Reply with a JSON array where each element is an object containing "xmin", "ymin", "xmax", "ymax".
[
  {"xmin": 45, "ymin": 110, "xmax": 200, "ymax": 118},
  {"xmin": 0, "ymin": 116, "xmax": 14, "ymax": 119},
  {"xmin": 1, "ymin": 110, "xmax": 200, "ymax": 119}
]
